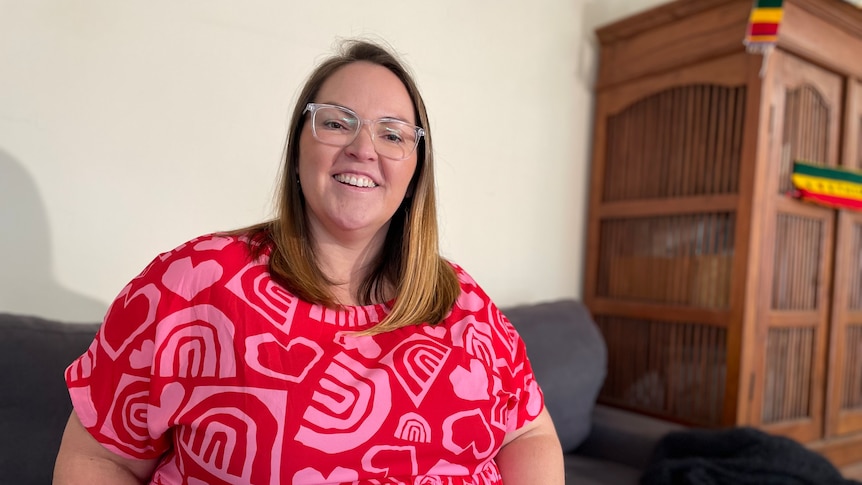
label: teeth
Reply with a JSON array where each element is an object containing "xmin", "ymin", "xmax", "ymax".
[{"xmin": 334, "ymin": 174, "xmax": 377, "ymax": 188}]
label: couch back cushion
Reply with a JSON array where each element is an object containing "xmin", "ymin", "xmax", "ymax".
[
  {"xmin": 0, "ymin": 313, "xmax": 100, "ymax": 485},
  {"xmin": 503, "ymin": 299, "xmax": 607, "ymax": 452}
]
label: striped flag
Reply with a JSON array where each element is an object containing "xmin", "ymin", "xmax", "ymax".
[
  {"xmin": 791, "ymin": 161, "xmax": 862, "ymax": 211},
  {"xmin": 744, "ymin": 0, "xmax": 784, "ymax": 54}
]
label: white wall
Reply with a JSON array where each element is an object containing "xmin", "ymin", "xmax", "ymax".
[{"xmin": 0, "ymin": 0, "xmax": 666, "ymax": 322}]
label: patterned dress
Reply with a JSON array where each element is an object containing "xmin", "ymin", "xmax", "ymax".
[{"xmin": 66, "ymin": 234, "xmax": 544, "ymax": 485}]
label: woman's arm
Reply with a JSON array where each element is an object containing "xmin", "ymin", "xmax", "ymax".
[
  {"xmin": 495, "ymin": 407, "xmax": 565, "ymax": 484},
  {"xmin": 53, "ymin": 411, "xmax": 159, "ymax": 485}
]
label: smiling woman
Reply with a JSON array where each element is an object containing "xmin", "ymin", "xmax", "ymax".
[
  {"xmin": 52, "ymin": 39, "xmax": 564, "ymax": 485},
  {"xmin": 296, "ymin": 61, "xmax": 421, "ymax": 293}
]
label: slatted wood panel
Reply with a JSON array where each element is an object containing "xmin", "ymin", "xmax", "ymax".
[
  {"xmin": 597, "ymin": 213, "xmax": 735, "ymax": 308},
  {"xmin": 779, "ymin": 85, "xmax": 831, "ymax": 193},
  {"xmin": 771, "ymin": 213, "xmax": 824, "ymax": 310},
  {"xmin": 842, "ymin": 326, "xmax": 862, "ymax": 411},
  {"xmin": 602, "ymin": 85, "xmax": 746, "ymax": 201},
  {"xmin": 596, "ymin": 315, "xmax": 727, "ymax": 426},
  {"xmin": 840, "ymin": 222, "xmax": 862, "ymax": 412},
  {"xmin": 849, "ymin": 223, "xmax": 862, "ymax": 312},
  {"xmin": 763, "ymin": 327, "xmax": 815, "ymax": 423}
]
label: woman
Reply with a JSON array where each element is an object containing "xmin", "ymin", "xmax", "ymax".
[{"xmin": 53, "ymin": 39, "xmax": 564, "ymax": 484}]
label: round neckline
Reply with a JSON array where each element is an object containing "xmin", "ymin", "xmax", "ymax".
[{"xmin": 304, "ymin": 299, "xmax": 396, "ymax": 329}]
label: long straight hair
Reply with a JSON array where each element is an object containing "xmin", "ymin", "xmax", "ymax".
[{"xmin": 242, "ymin": 40, "xmax": 460, "ymax": 334}]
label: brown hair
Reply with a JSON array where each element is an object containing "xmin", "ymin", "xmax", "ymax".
[{"xmin": 241, "ymin": 39, "xmax": 460, "ymax": 334}]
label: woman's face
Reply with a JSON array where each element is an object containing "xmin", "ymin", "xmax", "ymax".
[{"xmin": 298, "ymin": 61, "xmax": 419, "ymax": 247}]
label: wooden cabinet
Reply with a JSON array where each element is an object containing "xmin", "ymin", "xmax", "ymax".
[{"xmin": 584, "ymin": 0, "xmax": 862, "ymax": 463}]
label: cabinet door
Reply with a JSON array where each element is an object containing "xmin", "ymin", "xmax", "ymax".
[
  {"xmin": 749, "ymin": 51, "xmax": 842, "ymax": 444},
  {"xmin": 584, "ymin": 54, "xmax": 750, "ymax": 428},
  {"xmin": 826, "ymin": 80, "xmax": 862, "ymax": 437}
]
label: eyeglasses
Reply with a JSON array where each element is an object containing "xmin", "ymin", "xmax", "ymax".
[{"xmin": 303, "ymin": 103, "xmax": 424, "ymax": 160}]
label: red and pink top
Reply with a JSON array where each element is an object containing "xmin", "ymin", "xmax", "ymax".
[{"xmin": 66, "ymin": 234, "xmax": 544, "ymax": 485}]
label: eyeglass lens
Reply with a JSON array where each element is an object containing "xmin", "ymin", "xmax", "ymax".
[{"xmin": 312, "ymin": 106, "xmax": 419, "ymax": 160}]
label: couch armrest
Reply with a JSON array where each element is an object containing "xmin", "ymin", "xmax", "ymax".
[
  {"xmin": 575, "ymin": 404, "xmax": 685, "ymax": 470},
  {"xmin": 503, "ymin": 299, "xmax": 606, "ymax": 452}
]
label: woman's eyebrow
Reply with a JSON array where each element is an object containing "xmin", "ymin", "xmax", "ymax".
[{"xmin": 318, "ymin": 101, "xmax": 414, "ymax": 124}]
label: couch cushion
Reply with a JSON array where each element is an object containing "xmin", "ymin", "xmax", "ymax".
[
  {"xmin": 578, "ymin": 404, "xmax": 685, "ymax": 470},
  {"xmin": 503, "ymin": 299, "xmax": 607, "ymax": 452},
  {"xmin": 565, "ymin": 454, "xmax": 641, "ymax": 485},
  {"xmin": 0, "ymin": 313, "xmax": 100, "ymax": 485}
]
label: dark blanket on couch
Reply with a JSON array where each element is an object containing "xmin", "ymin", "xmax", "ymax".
[{"xmin": 640, "ymin": 426, "xmax": 862, "ymax": 485}]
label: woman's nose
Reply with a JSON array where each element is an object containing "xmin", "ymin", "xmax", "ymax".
[{"xmin": 344, "ymin": 123, "xmax": 378, "ymax": 161}]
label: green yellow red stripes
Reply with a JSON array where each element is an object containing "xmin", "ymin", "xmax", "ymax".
[
  {"xmin": 794, "ymin": 190, "xmax": 862, "ymax": 210},
  {"xmin": 792, "ymin": 161, "xmax": 862, "ymax": 210},
  {"xmin": 745, "ymin": 0, "xmax": 783, "ymax": 50}
]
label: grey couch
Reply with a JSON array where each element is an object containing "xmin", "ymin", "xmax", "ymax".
[
  {"xmin": 0, "ymin": 299, "xmax": 680, "ymax": 485},
  {"xmin": 504, "ymin": 300, "xmax": 683, "ymax": 484}
]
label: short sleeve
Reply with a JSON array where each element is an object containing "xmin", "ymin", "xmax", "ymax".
[
  {"xmin": 447, "ymin": 264, "xmax": 546, "ymax": 435},
  {"xmin": 494, "ymin": 307, "xmax": 545, "ymax": 433},
  {"xmin": 64, "ymin": 233, "xmax": 243, "ymax": 460},
  {"xmin": 65, "ymin": 250, "xmax": 179, "ymax": 459}
]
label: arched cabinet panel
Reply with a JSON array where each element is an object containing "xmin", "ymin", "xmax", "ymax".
[{"xmin": 603, "ymin": 85, "xmax": 746, "ymax": 202}]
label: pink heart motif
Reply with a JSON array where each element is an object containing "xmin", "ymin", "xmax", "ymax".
[
  {"xmin": 245, "ymin": 334, "xmax": 323, "ymax": 382},
  {"xmin": 292, "ymin": 466, "xmax": 358, "ymax": 484},
  {"xmin": 100, "ymin": 283, "xmax": 161, "ymax": 361},
  {"xmin": 150, "ymin": 382, "xmax": 186, "ymax": 428},
  {"xmin": 443, "ymin": 410, "xmax": 496, "ymax": 460},
  {"xmin": 161, "ymin": 257, "xmax": 224, "ymax": 301},
  {"xmin": 129, "ymin": 340, "xmax": 154, "ymax": 369},
  {"xmin": 423, "ymin": 325, "xmax": 447, "ymax": 338},
  {"xmin": 456, "ymin": 290, "xmax": 486, "ymax": 312},
  {"xmin": 448, "ymin": 359, "xmax": 489, "ymax": 401},
  {"xmin": 363, "ymin": 445, "xmax": 418, "ymax": 476}
]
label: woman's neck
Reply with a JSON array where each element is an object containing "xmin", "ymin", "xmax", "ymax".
[{"xmin": 311, "ymin": 228, "xmax": 389, "ymax": 306}]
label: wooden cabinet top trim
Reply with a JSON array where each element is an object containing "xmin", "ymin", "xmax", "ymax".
[{"xmin": 596, "ymin": 0, "xmax": 862, "ymax": 46}]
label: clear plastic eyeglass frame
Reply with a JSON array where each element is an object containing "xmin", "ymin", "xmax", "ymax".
[{"xmin": 303, "ymin": 103, "xmax": 425, "ymax": 160}]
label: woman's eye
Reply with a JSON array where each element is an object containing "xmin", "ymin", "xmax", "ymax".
[
  {"xmin": 379, "ymin": 126, "xmax": 405, "ymax": 144},
  {"xmin": 383, "ymin": 133, "xmax": 404, "ymax": 144},
  {"xmin": 322, "ymin": 120, "xmax": 348, "ymax": 131}
]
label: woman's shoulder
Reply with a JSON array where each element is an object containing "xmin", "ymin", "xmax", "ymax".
[
  {"xmin": 442, "ymin": 260, "xmax": 500, "ymax": 317},
  {"xmin": 446, "ymin": 261, "xmax": 490, "ymax": 298},
  {"xmin": 440, "ymin": 262, "xmax": 527, "ymax": 367},
  {"xmin": 134, "ymin": 232, "xmax": 266, "ymax": 284}
]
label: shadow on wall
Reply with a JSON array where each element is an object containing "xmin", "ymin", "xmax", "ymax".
[{"xmin": 0, "ymin": 149, "xmax": 107, "ymax": 323}]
